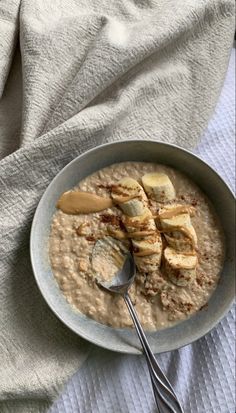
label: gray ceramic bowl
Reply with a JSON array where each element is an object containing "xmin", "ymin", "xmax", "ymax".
[{"xmin": 30, "ymin": 140, "xmax": 235, "ymax": 354}]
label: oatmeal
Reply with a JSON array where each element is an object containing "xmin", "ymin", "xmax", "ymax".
[{"xmin": 49, "ymin": 162, "xmax": 224, "ymax": 330}]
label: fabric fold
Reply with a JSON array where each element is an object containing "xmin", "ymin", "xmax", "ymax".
[{"xmin": 0, "ymin": 0, "xmax": 21, "ymax": 97}]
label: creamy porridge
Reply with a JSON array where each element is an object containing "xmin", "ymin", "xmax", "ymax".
[{"xmin": 49, "ymin": 162, "xmax": 224, "ymax": 330}]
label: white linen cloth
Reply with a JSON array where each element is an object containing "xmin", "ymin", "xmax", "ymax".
[{"xmin": 0, "ymin": 1, "xmax": 235, "ymax": 412}]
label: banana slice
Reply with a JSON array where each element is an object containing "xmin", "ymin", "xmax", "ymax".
[
  {"xmin": 164, "ymin": 246, "xmax": 197, "ymax": 268},
  {"xmin": 160, "ymin": 212, "xmax": 191, "ymax": 229},
  {"xmin": 120, "ymin": 198, "xmax": 146, "ymax": 217},
  {"xmin": 132, "ymin": 233, "xmax": 162, "ymax": 256},
  {"xmin": 160, "ymin": 213, "xmax": 197, "ymax": 249},
  {"xmin": 133, "ymin": 234, "xmax": 162, "ymax": 272},
  {"xmin": 122, "ymin": 208, "xmax": 156, "ymax": 233},
  {"xmin": 164, "ymin": 234, "xmax": 193, "ymax": 252},
  {"xmin": 158, "ymin": 203, "xmax": 196, "ymax": 219},
  {"xmin": 141, "ymin": 173, "xmax": 175, "ymax": 202},
  {"xmin": 164, "ymin": 247, "xmax": 197, "ymax": 286},
  {"xmin": 134, "ymin": 253, "xmax": 162, "ymax": 273},
  {"xmin": 111, "ymin": 177, "xmax": 147, "ymax": 216}
]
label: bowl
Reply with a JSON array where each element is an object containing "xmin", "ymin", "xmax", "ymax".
[{"xmin": 30, "ymin": 140, "xmax": 235, "ymax": 354}]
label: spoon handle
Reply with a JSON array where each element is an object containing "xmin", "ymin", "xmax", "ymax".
[{"xmin": 123, "ymin": 292, "xmax": 184, "ymax": 413}]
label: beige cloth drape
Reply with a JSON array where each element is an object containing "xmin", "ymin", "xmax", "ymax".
[{"xmin": 0, "ymin": 1, "xmax": 234, "ymax": 411}]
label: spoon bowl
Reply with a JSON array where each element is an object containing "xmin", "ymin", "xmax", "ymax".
[
  {"xmin": 98, "ymin": 252, "xmax": 136, "ymax": 294},
  {"xmin": 92, "ymin": 236, "xmax": 136, "ymax": 293}
]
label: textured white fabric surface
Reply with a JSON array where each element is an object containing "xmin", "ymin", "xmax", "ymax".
[
  {"xmin": 49, "ymin": 50, "xmax": 236, "ymax": 413},
  {"xmin": 0, "ymin": 1, "xmax": 235, "ymax": 412}
]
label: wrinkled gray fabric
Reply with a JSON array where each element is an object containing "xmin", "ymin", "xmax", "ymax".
[
  {"xmin": 0, "ymin": 1, "xmax": 235, "ymax": 412},
  {"xmin": 0, "ymin": 0, "xmax": 20, "ymax": 96}
]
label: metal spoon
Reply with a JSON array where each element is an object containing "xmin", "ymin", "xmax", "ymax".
[{"xmin": 92, "ymin": 238, "xmax": 184, "ymax": 413}]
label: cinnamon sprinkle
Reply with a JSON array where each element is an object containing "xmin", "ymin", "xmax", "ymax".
[
  {"xmin": 100, "ymin": 214, "xmax": 121, "ymax": 226},
  {"xmin": 86, "ymin": 236, "xmax": 96, "ymax": 242}
]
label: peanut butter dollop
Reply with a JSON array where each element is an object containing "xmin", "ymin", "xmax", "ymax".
[{"xmin": 57, "ymin": 190, "xmax": 113, "ymax": 214}]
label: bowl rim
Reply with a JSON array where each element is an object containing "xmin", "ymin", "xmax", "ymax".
[{"xmin": 30, "ymin": 139, "xmax": 235, "ymax": 354}]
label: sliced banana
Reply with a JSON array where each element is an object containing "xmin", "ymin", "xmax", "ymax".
[
  {"xmin": 120, "ymin": 198, "xmax": 145, "ymax": 217},
  {"xmin": 164, "ymin": 246, "xmax": 197, "ymax": 268},
  {"xmin": 164, "ymin": 246, "xmax": 197, "ymax": 286},
  {"xmin": 164, "ymin": 234, "xmax": 193, "ymax": 252},
  {"xmin": 160, "ymin": 212, "xmax": 191, "ymax": 230},
  {"xmin": 132, "ymin": 233, "xmax": 162, "ymax": 272},
  {"xmin": 122, "ymin": 208, "xmax": 156, "ymax": 234},
  {"xmin": 111, "ymin": 177, "xmax": 147, "ymax": 216},
  {"xmin": 132, "ymin": 233, "xmax": 162, "ymax": 256},
  {"xmin": 166, "ymin": 265, "xmax": 196, "ymax": 287},
  {"xmin": 113, "ymin": 177, "xmax": 163, "ymax": 272},
  {"xmin": 134, "ymin": 253, "xmax": 162, "ymax": 273},
  {"xmin": 160, "ymin": 212, "xmax": 197, "ymax": 249},
  {"xmin": 158, "ymin": 203, "xmax": 196, "ymax": 218},
  {"xmin": 141, "ymin": 172, "xmax": 175, "ymax": 202}
]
